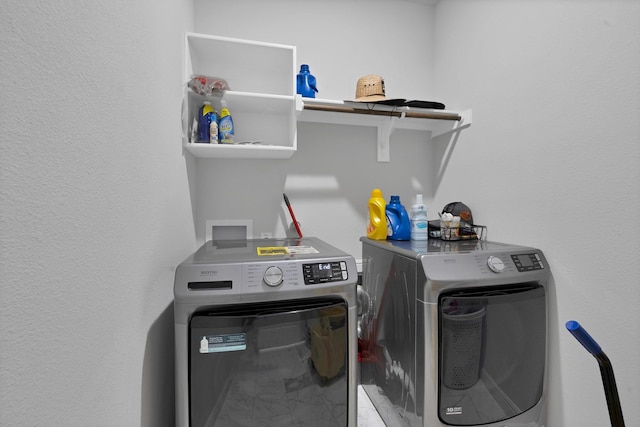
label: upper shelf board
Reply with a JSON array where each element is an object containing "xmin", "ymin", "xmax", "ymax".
[{"xmin": 298, "ymin": 98, "xmax": 472, "ymax": 162}]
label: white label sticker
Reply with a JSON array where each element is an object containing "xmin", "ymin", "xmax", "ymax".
[
  {"xmin": 285, "ymin": 245, "xmax": 319, "ymax": 254},
  {"xmin": 199, "ymin": 333, "xmax": 247, "ymax": 353},
  {"xmin": 446, "ymin": 406, "xmax": 463, "ymax": 415}
]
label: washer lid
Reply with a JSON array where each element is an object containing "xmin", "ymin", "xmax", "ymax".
[
  {"xmin": 190, "ymin": 237, "xmax": 351, "ymax": 264},
  {"xmin": 360, "ymin": 237, "xmax": 528, "ymax": 257}
]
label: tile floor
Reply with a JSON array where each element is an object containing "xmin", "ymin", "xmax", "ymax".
[{"xmin": 357, "ymin": 385, "xmax": 386, "ymax": 426}]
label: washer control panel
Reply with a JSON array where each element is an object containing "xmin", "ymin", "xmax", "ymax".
[
  {"xmin": 511, "ymin": 253, "xmax": 545, "ymax": 272},
  {"xmin": 179, "ymin": 238, "xmax": 357, "ymax": 295},
  {"xmin": 238, "ymin": 258, "xmax": 353, "ymax": 292},
  {"xmin": 303, "ymin": 261, "xmax": 349, "ymax": 285},
  {"xmin": 472, "ymin": 252, "xmax": 545, "ymax": 275}
]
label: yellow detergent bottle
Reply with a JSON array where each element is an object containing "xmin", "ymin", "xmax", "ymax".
[
  {"xmin": 218, "ymin": 97, "xmax": 234, "ymax": 144},
  {"xmin": 367, "ymin": 188, "xmax": 387, "ymax": 240}
]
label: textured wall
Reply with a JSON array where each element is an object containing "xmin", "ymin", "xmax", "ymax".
[
  {"xmin": 1, "ymin": 1, "xmax": 195, "ymax": 425},
  {"xmin": 2, "ymin": 1, "xmax": 638, "ymax": 426},
  {"xmin": 192, "ymin": 0, "xmax": 438, "ymax": 257},
  {"xmin": 433, "ymin": 1, "xmax": 640, "ymax": 425}
]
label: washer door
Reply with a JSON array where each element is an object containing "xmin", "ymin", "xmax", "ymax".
[
  {"xmin": 438, "ymin": 283, "xmax": 546, "ymax": 426},
  {"xmin": 190, "ymin": 297, "xmax": 348, "ymax": 427}
]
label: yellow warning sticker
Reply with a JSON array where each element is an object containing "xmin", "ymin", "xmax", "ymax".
[{"xmin": 257, "ymin": 246, "xmax": 289, "ymax": 256}]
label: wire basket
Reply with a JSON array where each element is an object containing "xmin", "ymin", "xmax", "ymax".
[
  {"xmin": 442, "ymin": 307, "xmax": 486, "ymax": 389},
  {"xmin": 437, "ymin": 224, "xmax": 487, "ymax": 241}
]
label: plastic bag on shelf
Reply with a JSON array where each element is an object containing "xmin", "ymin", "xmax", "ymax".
[{"xmin": 188, "ymin": 75, "xmax": 230, "ymax": 96}]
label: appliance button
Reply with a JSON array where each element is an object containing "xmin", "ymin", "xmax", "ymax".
[
  {"xmin": 263, "ymin": 266, "xmax": 284, "ymax": 287},
  {"xmin": 487, "ymin": 256, "xmax": 506, "ymax": 273}
]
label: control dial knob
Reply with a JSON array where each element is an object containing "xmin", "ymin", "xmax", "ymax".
[
  {"xmin": 487, "ymin": 256, "xmax": 506, "ymax": 273},
  {"xmin": 263, "ymin": 266, "xmax": 284, "ymax": 287}
]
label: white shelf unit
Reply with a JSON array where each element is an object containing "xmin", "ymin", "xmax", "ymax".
[
  {"xmin": 183, "ymin": 33, "xmax": 297, "ymax": 159},
  {"xmin": 297, "ymin": 98, "xmax": 472, "ymax": 162},
  {"xmin": 182, "ymin": 33, "xmax": 471, "ymax": 161}
]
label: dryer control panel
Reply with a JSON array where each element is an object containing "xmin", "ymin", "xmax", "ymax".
[
  {"xmin": 481, "ymin": 252, "xmax": 545, "ymax": 274},
  {"xmin": 511, "ymin": 253, "xmax": 545, "ymax": 272},
  {"xmin": 303, "ymin": 261, "xmax": 349, "ymax": 285},
  {"xmin": 239, "ymin": 258, "xmax": 353, "ymax": 292}
]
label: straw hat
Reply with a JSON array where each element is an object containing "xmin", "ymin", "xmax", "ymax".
[
  {"xmin": 353, "ymin": 74, "xmax": 405, "ymax": 105},
  {"xmin": 354, "ymin": 75, "xmax": 387, "ymax": 102}
]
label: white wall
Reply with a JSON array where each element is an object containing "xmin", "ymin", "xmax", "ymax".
[
  {"xmin": 433, "ymin": 1, "xmax": 640, "ymax": 426},
  {"xmin": 1, "ymin": 1, "xmax": 195, "ymax": 425},
  {"xmin": 192, "ymin": 0, "xmax": 439, "ymax": 257},
  {"xmin": 1, "ymin": 1, "xmax": 638, "ymax": 426},
  {"xmin": 195, "ymin": 1, "xmax": 639, "ymax": 425}
]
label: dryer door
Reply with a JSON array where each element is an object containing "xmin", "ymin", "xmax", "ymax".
[
  {"xmin": 438, "ymin": 283, "xmax": 546, "ymax": 426},
  {"xmin": 189, "ymin": 297, "xmax": 349, "ymax": 427}
]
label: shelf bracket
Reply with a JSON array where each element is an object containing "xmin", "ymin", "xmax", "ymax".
[
  {"xmin": 377, "ymin": 116, "xmax": 401, "ymax": 162},
  {"xmin": 299, "ymin": 100, "xmax": 472, "ymax": 163},
  {"xmin": 430, "ymin": 109, "xmax": 473, "ymax": 138}
]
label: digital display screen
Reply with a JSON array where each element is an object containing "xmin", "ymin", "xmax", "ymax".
[
  {"xmin": 511, "ymin": 253, "xmax": 543, "ymax": 272},
  {"xmin": 516, "ymin": 255, "xmax": 534, "ymax": 267},
  {"xmin": 313, "ymin": 263, "xmax": 333, "ymax": 278},
  {"xmin": 303, "ymin": 261, "xmax": 346, "ymax": 285}
]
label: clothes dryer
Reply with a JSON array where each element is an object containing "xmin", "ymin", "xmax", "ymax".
[
  {"xmin": 174, "ymin": 237, "xmax": 358, "ymax": 427},
  {"xmin": 358, "ymin": 237, "xmax": 550, "ymax": 427}
]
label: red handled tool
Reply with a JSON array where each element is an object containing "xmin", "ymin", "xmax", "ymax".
[{"xmin": 283, "ymin": 193, "xmax": 303, "ymax": 238}]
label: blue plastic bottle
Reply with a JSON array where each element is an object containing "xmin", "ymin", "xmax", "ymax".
[
  {"xmin": 296, "ymin": 64, "xmax": 318, "ymax": 98},
  {"xmin": 197, "ymin": 101, "xmax": 215, "ymax": 143},
  {"xmin": 386, "ymin": 195, "xmax": 411, "ymax": 240}
]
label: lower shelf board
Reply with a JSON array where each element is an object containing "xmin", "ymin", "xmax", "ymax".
[{"xmin": 184, "ymin": 142, "xmax": 296, "ymax": 159}]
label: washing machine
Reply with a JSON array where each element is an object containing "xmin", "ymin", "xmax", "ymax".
[
  {"xmin": 174, "ymin": 237, "xmax": 358, "ymax": 427},
  {"xmin": 358, "ymin": 237, "xmax": 550, "ymax": 427}
]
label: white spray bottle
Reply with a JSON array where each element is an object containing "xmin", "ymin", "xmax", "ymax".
[{"xmin": 410, "ymin": 194, "xmax": 428, "ymax": 240}]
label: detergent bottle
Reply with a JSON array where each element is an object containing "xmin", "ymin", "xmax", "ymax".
[
  {"xmin": 367, "ymin": 189, "xmax": 387, "ymax": 240},
  {"xmin": 410, "ymin": 194, "xmax": 428, "ymax": 241},
  {"xmin": 296, "ymin": 64, "xmax": 318, "ymax": 98},
  {"xmin": 197, "ymin": 101, "xmax": 215, "ymax": 143},
  {"xmin": 209, "ymin": 112, "xmax": 219, "ymax": 144},
  {"xmin": 218, "ymin": 97, "xmax": 234, "ymax": 144},
  {"xmin": 386, "ymin": 195, "xmax": 411, "ymax": 240}
]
